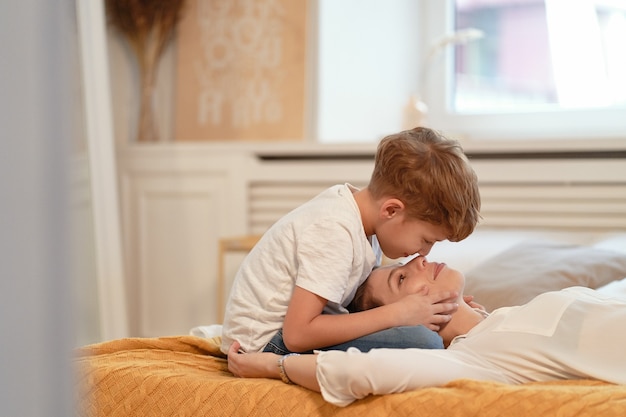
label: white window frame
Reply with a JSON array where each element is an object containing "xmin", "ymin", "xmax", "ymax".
[{"xmin": 422, "ymin": 0, "xmax": 626, "ymax": 149}]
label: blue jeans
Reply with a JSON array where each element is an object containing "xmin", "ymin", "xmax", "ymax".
[{"xmin": 262, "ymin": 325, "xmax": 443, "ymax": 355}]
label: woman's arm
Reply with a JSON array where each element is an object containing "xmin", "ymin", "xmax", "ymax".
[
  {"xmin": 281, "ymin": 286, "xmax": 458, "ymax": 352},
  {"xmin": 227, "ymin": 341, "xmax": 320, "ymax": 391},
  {"xmin": 228, "ymin": 340, "xmax": 504, "ymax": 407}
]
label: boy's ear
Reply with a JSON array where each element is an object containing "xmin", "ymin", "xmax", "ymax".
[{"xmin": 380, "ymin": 198, "xmax": 405, "ymax": 218}]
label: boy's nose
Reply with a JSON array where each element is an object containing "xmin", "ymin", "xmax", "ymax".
[{"xmin": 420, "ymin": 243, "xmax": 434, "ymax": 256}]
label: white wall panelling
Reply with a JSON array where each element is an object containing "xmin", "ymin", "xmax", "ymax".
[
  {"xmin": 471, "ymin": 158, "xmax": 626, "ymax": 230},
  {"xmin": 138, "ymin": 177, "xmax": 226, "ymax": 336},
  {"xmin": 120, "ymin": 147, "xmax": 252, "ymax": 336}
]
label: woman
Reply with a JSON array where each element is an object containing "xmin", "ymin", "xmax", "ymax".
[{"xmin": 227, "ymin": 255, "xmax": 626, "ymax": 406}]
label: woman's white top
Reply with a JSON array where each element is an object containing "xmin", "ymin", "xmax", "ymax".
[
  {"xmin": 316, "ymin": 287, "xmax": 626, "ymax": 406},
  {"xmin": 221, "ymin": 184, "xmax": 380, "ymax": 354}
]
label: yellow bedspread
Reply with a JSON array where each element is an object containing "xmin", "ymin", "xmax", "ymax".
[{"xmin": 75, "ymin": 335, "xmax": 626, "ymax": 417}]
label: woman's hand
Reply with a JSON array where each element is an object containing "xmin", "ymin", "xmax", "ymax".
[
  {"xmin": 228, "ymin": 341, "xmax": 322, "ymax": 392},
  {"xmin": 227, "ymin": 341, "xmax": 280, "ymax": 379},
  {"xmin": 463, "ymin": 294, "xmax": 487, "ymax": 313}
]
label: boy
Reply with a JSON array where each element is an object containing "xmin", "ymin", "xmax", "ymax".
[{"xmin": 220, "ymin": 127, "xmax": 481, "ymax": 355}]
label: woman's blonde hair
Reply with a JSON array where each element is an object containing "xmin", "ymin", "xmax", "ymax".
[{"xmin": 368, "ymin": 127, "xmax": 481, "ymax": 242}]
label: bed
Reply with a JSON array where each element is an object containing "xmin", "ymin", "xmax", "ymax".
[
  {"xmin": 75, "ymin": 336, "xmax": 626, "ymax": 417},
  {"xmin": 75, "ymin": 229, "xmax": 626, "ymax": 417}
]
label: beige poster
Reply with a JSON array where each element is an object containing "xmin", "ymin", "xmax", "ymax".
[{"xmin": 174, "ymin": 0, "xmax": 307, "ymax": 141}]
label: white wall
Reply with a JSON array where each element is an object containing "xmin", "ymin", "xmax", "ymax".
[{"xmin": 315, "ymin": 0, "xmax": 421, "ymax": 142}]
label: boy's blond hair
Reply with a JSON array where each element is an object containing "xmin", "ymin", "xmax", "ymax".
[{"xmin": 368, "ymin": 127, "xmax": 480, "ymax": 242}]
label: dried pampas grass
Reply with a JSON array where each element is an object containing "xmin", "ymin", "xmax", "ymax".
[{"xmin": 105, "ymin": 0, "xmax": 187, "ymax": 142}]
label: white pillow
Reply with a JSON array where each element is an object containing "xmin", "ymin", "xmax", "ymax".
[
  {"xmin": 596, "ymin": 277, "xmax": 626, "ymax": 300},
  {"xmin": 464, "ymin": 240, "xmax": 626, "ymax": 311},
  {"xmin": 190, "ymin": 324, "xmax": 223, "ymax": 338}
]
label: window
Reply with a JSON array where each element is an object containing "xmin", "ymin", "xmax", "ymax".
[
  {"xmin": 424, "ymin": 0, "xmax": 626, "ymax": 141},
  {"xmin": 454, "ymin": 0, "xmax": 626, "ymax": 112},
  {"xmin": 315, "ymin": 0, "xmax": 626, "ymax": 144}
]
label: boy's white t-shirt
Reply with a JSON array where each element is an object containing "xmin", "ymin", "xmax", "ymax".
[{"xmin": 220, "ymin": 183, "xmax": 380, "ymax": 354}]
